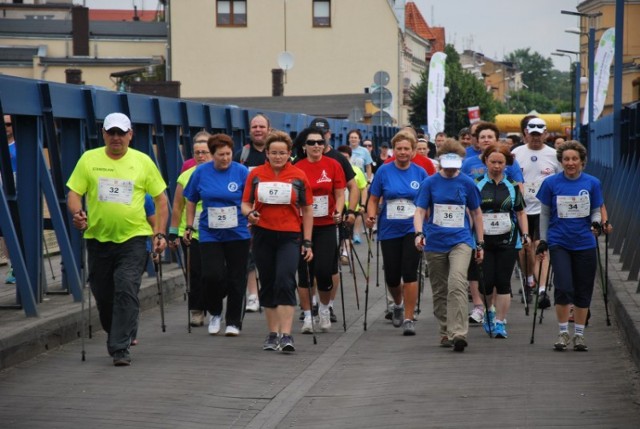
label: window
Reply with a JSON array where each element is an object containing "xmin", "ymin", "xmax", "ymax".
[
  {"xmin": 313, "ymin": 0, "xmax": 331, "ymax": 27},
  {"xmin": 216, "ymin": 0, "xmax": 246, "ymax": 27}
]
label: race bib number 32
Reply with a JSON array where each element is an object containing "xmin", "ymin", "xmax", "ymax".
[{"xmin": 98, "ymin": 177, "xmax": 134, "ymax": 205}]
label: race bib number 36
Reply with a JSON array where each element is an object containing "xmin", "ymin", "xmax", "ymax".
[
  {"xmin": 98, "ymin": 177, "xmax": 134, "ymax": 205},
  {"xmin": 257, "ymin": 182, "xmax": 293, "ymax": 204},
  {"xmin": 557, "ymin": 194, "xmax": 590, "ymax": 218},
  {"xmin": 433, "ymin": 204, "xmax": 465, "ymax": 228}
]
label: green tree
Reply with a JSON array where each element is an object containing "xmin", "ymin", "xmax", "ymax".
[{"xmin": 409, "ymin": 45, "xmax": 498, "ymax": 136}]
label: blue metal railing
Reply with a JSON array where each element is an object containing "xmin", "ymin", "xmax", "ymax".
[{"xmin": 0, "ymin": 74, "xmax": 396, "ymax": 316}]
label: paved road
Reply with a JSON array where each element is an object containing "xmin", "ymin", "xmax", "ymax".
[{"xmin": 1, "ymin": 245, "xmax": 640, "ymax": 428}]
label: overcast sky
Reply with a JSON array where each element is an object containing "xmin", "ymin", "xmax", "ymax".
[{"xmin": 413, "ymin": 0, "xmax": 583, "ymax": 71}]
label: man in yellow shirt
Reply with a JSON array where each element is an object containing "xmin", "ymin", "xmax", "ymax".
[{"xmin": 67, "ymin": 112, "xmax": 168, "ymax": 366}]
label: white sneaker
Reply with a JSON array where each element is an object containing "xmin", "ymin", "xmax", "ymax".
[
  {"xmin": 469, "ymin": 306, "xmax": 484, "ymax": 324},
  {"xmin": 224, "ymin": 325, "xmax": 240, "ymax": 336},
  {"xmin": 208, "ymin": 315, "xmax": 222, "ymax": 335},
  {"xmin": 245, "ymin": 295, "xmax": 260, "ymax": 312},
  {"xmin": 319, "ymin": 309, "xmax": 331, "ymax": 332},
  {"xmin": 301, "ymin": 317, "xmax": 313, "ymax": 334}
]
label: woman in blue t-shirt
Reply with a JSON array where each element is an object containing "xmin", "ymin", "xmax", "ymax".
[
  {"xmin": 365, "ymin": 130, "xmax": 426, "ymax": 336},
  {"xmin": 413, "ymin": 139, "xmax": 485, "ymax": 352},
  {"xmin": 536, "ymin": 140, "xmax": 607, "ymax": 352},
  {"xmin": 183, "ymin": 133, "xmax": 251, "ymax": 337}
]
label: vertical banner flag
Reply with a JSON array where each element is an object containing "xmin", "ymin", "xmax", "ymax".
[
  {"xmin": 582, "ymin": 27, "xmax": 615, "ymax": 125},
  {"xmin": 467, "ymin": 106, "xmax": 481, "ymax": 124},
  {"xmin": 427, "ymin": 51, "xmax": 447, "ymax": 141}
]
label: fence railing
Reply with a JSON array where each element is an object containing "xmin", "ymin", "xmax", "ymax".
[{"xmin": 0, "ymin": 74, "xmax": 397, "ymax": 317}]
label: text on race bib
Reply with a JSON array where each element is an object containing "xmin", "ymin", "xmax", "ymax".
[
  {"xmin": 257, "ymin": 182, "xmax": 293, "ymax": 205},
  {"xmin": 556, "ymin": 194, "xmax": 590, "ymax": 218},
  {"xmin": 98, "ymin": 177, "xmax": 134, "ymax": 205},
  {"xmin": 482, "ymin": 212, "xmax": 512, "ymax": 235},
  {"xmin": 433, "ymin": 204, "xmax": 465, "ymax": 228},
  {"xmin": 386, "ymin": 198, "xmax": 416, "ymax": 220},
  {"xmin": 312, "ymin": 195, "xmax": 329, "ymax": 217},
  {"xmin": 207, "ymin": 206, "xmax": 238, "ymax": 229}
]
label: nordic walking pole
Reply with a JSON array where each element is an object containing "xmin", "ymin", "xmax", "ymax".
[
  {"xmin": 153, "ymin": 252, "xmax": 166, "ymax": 332},
  {"xmin": 336, "ymin": 229, "xmax": 347, "ymax": 332},
  {"xmin": 362, "ymin": 227, "xmax": 373, "ymax": 331},
  {"xmin": 530, "ymin": 254, "xmax": 544, "ymax": 344},
  {"xmin": 80, "ymin": 237, "xmax": 86, "ymax": 361},
  {"xmin": 595, "ymin": 230, "xmax": 612, "ymax": 326},
  {"xmin": 42, "ymin": 235, "xmax": 56, "ymax": 280},
  {"xmin": 186, "ymin": 245, "xmax": 192, "ymax": 334},
  {"xmin": 477, "ymin": 261, "xmax": 492, "ymax": 338},
  {"xmin": 522, "ymin": 251, "xmax": 530, "ymax": 316},
  {"xmin": 173, "ymin": 245, "xmax": 187, "ymax": 300},
  {"xmin": 416, "ymin": 252, "xmax": 423, "ymax": 317},
  {"xmin": 305, "ymin": 261, "xmax": 318, "ymax": 344},
  {"xmin": 538, "ymin": 264, "xmax": 553, "ymax": 325},
  {"xmin": 604, "ymin": 228, "xmax": 611, "ymax": 326},
  {"xmin": 345, "ymin": 225, "xmax": 360, "ymax": 310}
]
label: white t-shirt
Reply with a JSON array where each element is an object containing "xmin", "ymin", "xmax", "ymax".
[{"xmin": 512, "ymin": 144, "xmax": 562, "ymax": 215}]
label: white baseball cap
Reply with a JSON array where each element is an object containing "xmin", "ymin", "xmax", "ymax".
[
  {"xmin": 439, "ymin": 153, "xmax": 463, "ymax": 169},
  {"xmin": 103, "ymin": 112, "xmax": 131, "ymax": 132},
  {"xmin": 526, "ymin": 117, "xmax": 547, "ymax": 134}
]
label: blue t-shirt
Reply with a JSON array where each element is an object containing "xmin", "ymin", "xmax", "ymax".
[
  {"xmin": 536, "ymin": 172, "xmax": 603, "ymax": 251},
  {"xmin": 415, "ymin": 173, "xmax": 481, "ymax": 252},
  {"xmin": 144, "ymin": 194, "xmax": 155, "ymax": 252},
  {"xmin": 461, "ymin": 155, "xmax": 524, "ymax": 183},
  {"xmin": 183, "ymin": 161, "xmax": 251, "ymax": 243},
  {"xmin": 465, "ymin": 145, "xmax": 481, "ymax": 159},
  {"xmin": 369, "ymin": 162, "xmax": 427, "ymax": 240}
]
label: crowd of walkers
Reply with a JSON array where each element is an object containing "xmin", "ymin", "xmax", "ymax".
[{"xmin": 65, "ymin": 112, "xmax": 612, "ymax": 366}]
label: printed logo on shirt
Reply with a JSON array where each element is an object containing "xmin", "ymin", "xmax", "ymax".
[
  {"xmin": 317, "ymin": 170, "xmax": 332, "ymax": 183},
  {"xmin": 228, "ymin": 182, "xmax": 239, "ymax": 192},
  {"xmin": 530, "ymin": 155, "xmax": 538, "ymax": 162},
  {"xmin": 540, "ymin": 167, "xmax": 554, "ymax": 176},
  {"xmin": 410, "ymin": 181, "xmax": 420, "ymax": 190}
]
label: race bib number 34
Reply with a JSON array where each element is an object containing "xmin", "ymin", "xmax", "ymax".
[
  {"xmin": 557, "ymin": 194, "xmax": 590, "ymax": 218},
  {"xmin": 257, "ymin": 182, "xmax": 292, "ymax": 205},
  {"xmin": 433, "ymin": 204, "xmax": 465, "ymax": 228},
  {"xmin": 98, "ymin": 177, "xmax": 134, "ymax": 205}
]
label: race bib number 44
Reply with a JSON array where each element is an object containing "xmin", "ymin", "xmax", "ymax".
[
  {"xmin": 257, "ymin": 182, "xmax": 292, "ymax": 204},
  {"xmin": 482, "ymin": 212, "xmax": 511, "ymax": 235},
  {"xmin": 433, "ymin": 204, "xmax": 465, "ymax": 228},
  {"xmin": 98, "ymin": 177, "xmax": 134, "ymax": 205}
]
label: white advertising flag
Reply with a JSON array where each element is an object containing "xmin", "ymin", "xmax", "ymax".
[
  {"xmin": 427, "ymin": 52, "xmax": 447, "ymax": 140},
  {"xmin": 582, "ymin": 27, "xmax": 615, "ymax": 125}
]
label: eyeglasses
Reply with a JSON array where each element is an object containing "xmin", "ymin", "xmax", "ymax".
[
  {"xmin": 527, "ymin": 123, "xmax": 545, "ymax": 129},
  {"xmin": 5, "ymin": 122, "xmax": 12, "ymax": 127},
  {"xmin": 194, "ymin": 150, "xmax": 210, "ymax": 155},
  {"xmin": 268, "ymin": 151, "xmax": 289, "ymax": 157},
  {"xmin": 363, "ymin": 144, "xmax": 372, "ymax": 147},
  {"xmin": 106, "ymin": 128, "xmax": 128, "ymax": 136},
  {"xmin": 305, "ymin": 139, "xmax": 325, "ymax": 146}
]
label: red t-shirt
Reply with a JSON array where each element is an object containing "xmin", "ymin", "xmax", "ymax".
[
  {"xmin": 242, "ymin": 161, "xmax": 313, "ymax": 232},
  {"xmin": 295, "ymin": 156, "xmax": 346, "ymax": 226},
  {"xmin": 384, "ymin": 153, "xmax": 436, "ymax": 176}
]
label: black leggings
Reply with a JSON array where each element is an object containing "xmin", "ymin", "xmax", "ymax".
[
  {"xmin": 480, "ymin": 247, "xmax": 518, "ymax": 295},
  {"xmin": 297, "ymin": 224, "xmax": 338, "ymax": 291},
  {"xmin": 200, "ymin": 239, "xmax": 250, "ymax": 328},
  {"xmin": 380, "ymin": 234, "xmax": 421, "ymax": 287}
]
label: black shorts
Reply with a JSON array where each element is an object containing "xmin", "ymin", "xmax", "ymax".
[
  {"xmin": 527, "ymin": 214, "xmax": 540, "ymax": 241},
  {"xmin": 380, "ymin": 234, "xmax": 421, "ymax": 287}
]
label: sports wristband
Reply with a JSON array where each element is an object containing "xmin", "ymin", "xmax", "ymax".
[{"xmin": 169, "ymin": 226, "xmax": 179, "ymax": 235}]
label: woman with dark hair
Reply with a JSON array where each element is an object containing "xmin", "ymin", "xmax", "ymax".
[
  {"xmin": 347, "ymin": 129, "xmax": 373, "ymax": 182},
  {"xmin": 475, "ymin": 144, "xmax": 529, "ymax": 339},
  {"xmin": 536, "ymin": 140, "xmax": 609, "ymax": 352},
  {"xmin": 241, "ymin": 131, "xmax": 314, "ymax": 353},
  {"xmin": 294, "ymin": 127, "xmax": 346, "ymax": 333},
  {"xmin": 183, "ymin": 133, "xmax": 251, "ymax": 336}
]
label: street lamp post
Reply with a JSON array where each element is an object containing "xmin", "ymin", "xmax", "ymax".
[
  {"xmin": 552, "ymin": 51, "xmax": 579, "ymax": 139},
  {"xmin": 562, "ymin": 10, "xmax": 602, "ymax": 150}
]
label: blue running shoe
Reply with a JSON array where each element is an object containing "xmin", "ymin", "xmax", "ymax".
[
  {"xmin": 5, "ymin": 269, "xmax": 16, "ymax": 284},
  {"xmin": 353, "ymin": 234, "xmax": 361, "ymax": 244},
  {"xmin": 482, "ymin": 310, "xmax": 495, "ymax": 335},
  {"xmin": 494, "ymin": 321, "xmax": 508, "ymax": 338}
]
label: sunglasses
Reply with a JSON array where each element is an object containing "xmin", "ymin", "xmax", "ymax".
[
  {"xmin": 194, "ymin": 150, "xmax": 210, "ymax": 155},
  {"xmin": 363, "ymin": 144, "xmax": 372, "ymax": 147},
  {"xmin": 527, "ymin": 123, "xmax": 545, "ymax": 129},
  {"xmin": 106, "ymin": 128, "xmax": 128, "ymax": 136},
  {"xmin": 305, "ymin": 139, "xmax": 325, "ymax": 146},
  {"xmin": 5, "ymin": 122, "xmax": 12, "ymax": 127}
]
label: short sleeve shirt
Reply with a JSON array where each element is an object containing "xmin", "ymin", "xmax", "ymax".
[
  {"xmin": 184, "ymin": 161, "xmax": 250, "ymax": 243},
  {"xmin": 295, "ymin": 156, "xmax": 346, "ymax": 226},
  {"xmin": 66, "ymin": 147, "xmax": 166, "ymax": 243}
]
